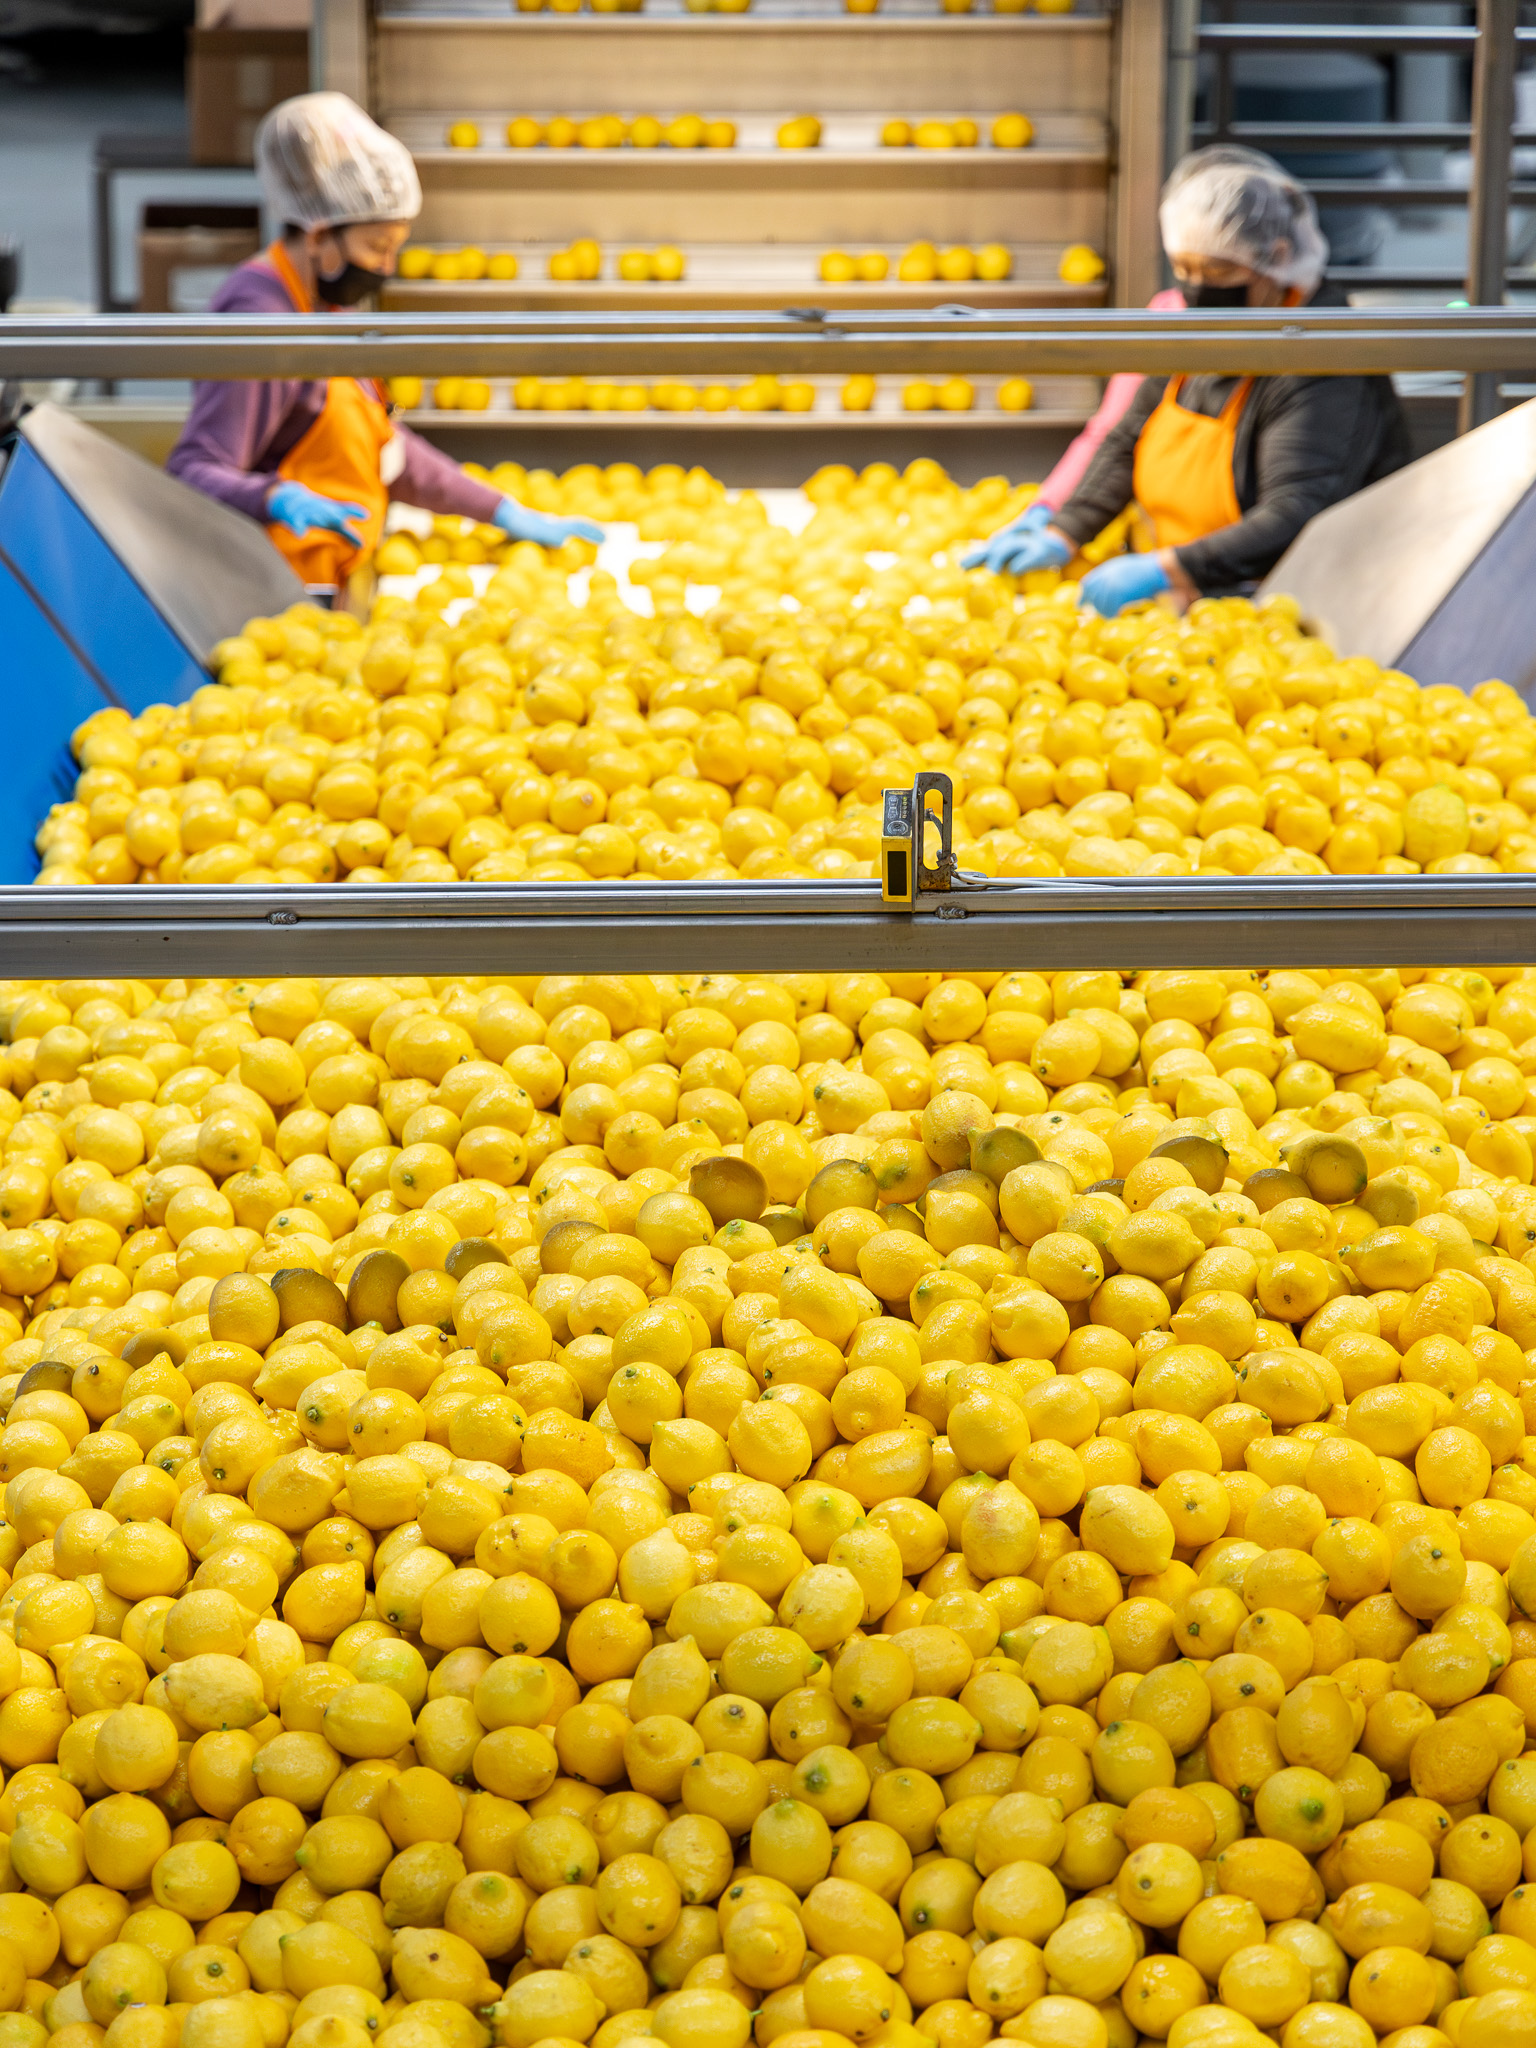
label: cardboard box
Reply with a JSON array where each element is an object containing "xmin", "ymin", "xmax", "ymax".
[
  {"xmin": 197, "ymin": 0, "xmax": 310, "ymax": 24},
  {"xmin": 138, "ymin": 205, "xmax": 262, "ymax": 312},
  {"xmin": 188, "ymin": 28, "xmax": 311, "ymax": 167}
]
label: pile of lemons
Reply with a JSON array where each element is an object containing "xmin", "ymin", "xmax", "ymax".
[
  {"xmin": 28, "ymin": 450, "xmax": 1536, "ymax": 892},
  {"xmin": 443, "ymin": 115, "xmax": 736, "ymax": 152},
  {"xmin": 820, "ymin": 256, "xmax": 894, "ymax": 286},
  {"xmin": 548, "ymin": 246, "xmax": 607, "ymax": 285},
  {"xmin": 878, "ymin": 117, "xmax": 1033, "ymax": 150},
  {"xmin": 896, "ymin": 380, "xmax": 977, "ymax": 414},
  {"xmin": 394, "ymin": 249, "xmax": 522, "ymax": 286},
  {"xmin": 850, "ymin": 0, "xmax": 1072, "ymax": 10},
  {"xmin": 0, "ymin": 958, "xmax": 1530, "ymax": 2048},
  {"xmin": 616, "ymin": 252, "xmax": 689, "ymax": 286},
  {"xmin": 823, "ymin": 249, "xmax": 1013, "ymax": 287},
  {"xmin": 512, "ymin": 117, "xmax": 737, "ymax": 151},
  {"xmin": 839, "ymin": 380, "xmax": 1031, "ymax": 416},
  {"xmin": 892, "ymin": 248, "xmax": 1013, "ymax": 286},
  {"xmin": 393, "ymin": 243, "xmax": 691, "ymax": 289},
  {"xmin": 397, "ymin": 379, "xmax": 823, "ymax": 417}
]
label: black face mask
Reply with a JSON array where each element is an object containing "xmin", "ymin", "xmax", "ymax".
[
  {"xmin": 315, "ymin": 259, "xmax": 385, "ymax": 307},
  {"xmin": 1188, "ymin": 280, "xmax": 1252, "ymax": 308}
]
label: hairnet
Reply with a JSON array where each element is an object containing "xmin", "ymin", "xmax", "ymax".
[
  {"xmin": 1159, "ymin": 145, "xmax": 1329, "ymax": 291},
  {"xmin": 256, "ymin": 92, "xmax": 421, "ymax": 231}
]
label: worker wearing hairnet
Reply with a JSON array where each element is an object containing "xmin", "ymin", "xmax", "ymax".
[
  {"xmin": 168, "ymin": 92, "xmax": 600, "ymax": 597},
  {"xmin": 964, "ymin": 147, "xmax": 1409, "ymax": 616}
]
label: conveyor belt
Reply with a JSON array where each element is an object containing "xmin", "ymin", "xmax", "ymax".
[{"xmin": 11, "ymin": 308, "xmax": 1536, "ymax": 906}]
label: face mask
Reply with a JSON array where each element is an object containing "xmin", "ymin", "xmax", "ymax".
[
  {"xmin": 315, "ymin": 257, "xmax": 385, "ymax": 307},
  {"xmin": 1188, "ymin": 280, "xmax": 1251, "ymax": 308}
]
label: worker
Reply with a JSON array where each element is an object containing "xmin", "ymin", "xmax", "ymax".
[
  {"xmin": 1024, "ymin": 286, "xmax": 1189, "ymax": 522},
  {"xmin": 167, "ymin": 92, "xmax": 600, "ymax": 599},
  {"xmin": 964, "ymin": 147, "xmax": 1409, "ymax": 616}
]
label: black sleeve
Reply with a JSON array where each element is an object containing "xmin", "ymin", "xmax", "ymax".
[
  {"xmin": 1174, "ymin": 376, "xmax": 1387, "ymax": 593},
  {"xmin": 1051, "ymin": 377, "xmax": 1165, "ymax": 546}
]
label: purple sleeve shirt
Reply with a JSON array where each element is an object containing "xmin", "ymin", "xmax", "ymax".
[{"xmin": 165, "ymin": 255, "xmax": 504, "ymax": 528}]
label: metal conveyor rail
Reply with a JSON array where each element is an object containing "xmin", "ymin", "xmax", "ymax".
[
  {"xmin": 3, "ymin": 877, "xmax": 1536, "ymax": 976},
  {"xmin": 10, "ymin": 310, "xmax": 1536, "ymax": 381}
]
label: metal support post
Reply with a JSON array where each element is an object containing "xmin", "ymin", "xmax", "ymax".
[
  {"xmin": 311, "ymin": 0, "xmax": 372, "ymax": 105},
  {"xmin": 1113, "ymin": 0, "xmax": 1170, "ymax": 307},
  {"xmin": 1164, "ymin": 0, "xmax": 1200, "ymax": 178},
  {"xmin": 1460, "ymin": 0, "xmax": 1519, "ymax": 434}
]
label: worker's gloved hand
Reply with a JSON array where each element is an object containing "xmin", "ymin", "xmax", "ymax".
[
  {"xmin": 494, "ymin": 499, "xmax": 605, "ymax": 549},
  {"xmin": 1081, "ymin": 552, "xmax": 1171, "ymax": 617},
  {"xmin": 960, "ymin": 513, "xmax": 1070, "ymax": 577},
  {"xmin": 267, "ymin": 479, "xmax": 367, "ymax": 544}
]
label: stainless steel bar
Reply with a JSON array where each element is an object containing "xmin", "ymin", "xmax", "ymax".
[
  {"xmin": 92, "ymin": 153, "xmax": 112, "ymax": 318},
  {"xmin": 1194, "ymin": 122, "xmax": 1507, "ymax": 147},
  {"xmin": 1198, "ymin": 23, "xmax": 1506, "ymax": 48},
  {"xmin": 2, "ymin": 878, "xmax": 1534, "ymax": 975},
  {"xmin": 1462, "ymin": 0, "xmax": 1520, "ymax": 433},
  {"xmin": 19, "ymin": 310, "xmax": 1536, "ymax": 340},
  {"xmin": 14, "ymin": 311, "xmax": 1536, "ymax": 378},
  {"xmin": 1164, "ymin": 0, "xmax": 1200, "ymax": 176},
  {"xmin": 1300, "ymin": 182, "xmax": 1536, "ymax": 204},
  {"xmin": 1326, "ymin": 268, "xmax": 1536, "ymax": 287},
  {"xmin": 1210, "ymin": 6, "xmax": 1235, "ymax": 171}
]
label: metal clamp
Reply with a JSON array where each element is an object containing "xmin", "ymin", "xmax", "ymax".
[{"xmin": 880, "ymin": 773, "xmax": 991, "ymax": 907}]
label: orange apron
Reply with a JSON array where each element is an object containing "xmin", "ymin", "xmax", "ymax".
[
  {"xmin": 265, "ymin": 241, "xmax": 395, "ymax": 589},
  {"xmin": 1132, "ymin": 374, "xmax": 1252, "ymax": 551}
]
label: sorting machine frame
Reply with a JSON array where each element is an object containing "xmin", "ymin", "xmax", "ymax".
[{"xmin": 8, "ymin": 306, "xmax": 1536, "ymax": 975}]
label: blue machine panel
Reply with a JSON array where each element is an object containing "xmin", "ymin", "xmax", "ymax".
[
  {"xmin": 0, "ymin": 439, "xmax": 209, "ymax": 884},
  {"xmin": 0, "ymin": 441, "xmax": 205, "ymax": 711},
  {"xmin": 0, "ymin": 556, "xmax": 122, "ymax": 883}
]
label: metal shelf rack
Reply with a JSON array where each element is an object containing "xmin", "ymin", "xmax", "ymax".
[
  {"xmin": 306, "ymin": 0, "xmax": 1168, "ymax": 476},
  {"xmin": 1180, "ymin": 0, "xmax": 1524, "ymax": 428}
]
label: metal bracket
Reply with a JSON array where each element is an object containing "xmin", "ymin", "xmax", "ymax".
[
  {"xmin": 881, "ymin": 774, "xmax": 992, "ymax": 908},
  {"xmin": 914, "ymin": 770, "xmax": 959, "ymax": 892}
]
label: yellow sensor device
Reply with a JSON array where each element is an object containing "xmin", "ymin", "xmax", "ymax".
[{"xmin": 881, "ymin": 785, "xmax": 915, "ymax": 904}]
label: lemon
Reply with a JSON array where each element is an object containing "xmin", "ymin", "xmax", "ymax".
[
  {"xmin": 32, "ymin": 554, "xmax": 1536, "ymax": 2048},
  {"xmin": 1058, "ymin": 243, "xmax": 1106, "ymax": 282}
]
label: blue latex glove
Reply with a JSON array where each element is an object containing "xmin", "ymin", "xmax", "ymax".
[
  {"xmin": 960, "ymin": 516, "xmax": 1071, "ymax": 578},
  {"xmin": 267, "ymin": 479, "xmax": 367, "ymax": 544},
  {"xmin": 494, "ymin": 499, "xmax": 605, "ymax": 549},
  {"xmin": 1080, "ymin": 553, "xmax": 1171, "ymax": 617},
  {"xmin": 960, "ymin": 502, "xmax": 1057, "ymax": 572}
]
